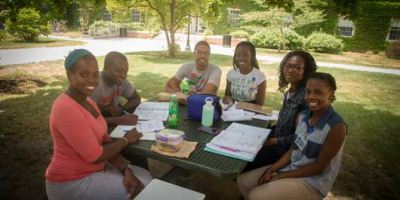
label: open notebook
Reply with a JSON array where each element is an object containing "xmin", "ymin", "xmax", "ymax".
[{"xmin": 204, "ymin": 123, "xmax": 271, "ymax": 161}]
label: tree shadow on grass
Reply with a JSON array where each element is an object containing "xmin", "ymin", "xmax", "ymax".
[
  {"xmin": 0, "ymin": 79, "xmax": 67, "ymax": 200},
  {"xmin": 328, "ymin": 101, "xmax": 400, "ymax": 200}
]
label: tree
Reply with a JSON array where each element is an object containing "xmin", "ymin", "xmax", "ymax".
[
  {"xmin": 107, "ymin": 0, "xmax": 136, "ymax": 23},
  {"xmin": 5, "ymin": 8, "xmax": 50, "ymax": 41},
  {"xmin": 78, "ymin": 0, "xmax": 106, "ymax": 34},
  {"xmin": 242, "ymin": 0, "xmax": 325, "ymax": 50},
  {"xmin": 126, "ymin": 0, "xmax": 210, "ymax": 57}
]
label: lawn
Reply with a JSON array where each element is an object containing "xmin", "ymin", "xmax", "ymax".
[
  {"xmin": 0, "ymin": 51, "xmax": 399, "ymax": 200},
  {"xmin": 0, "ymin": 36, "xmax": 85, "ymax": 49},
  {"xmin": 256, "ymin": 48, "xmax": 400, "ymax": 70}
]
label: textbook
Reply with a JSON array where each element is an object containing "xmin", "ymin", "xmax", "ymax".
[
  {"xmin": 204, "ymin": 123, "xmax": 271, "ymax": 162},
  {"xmin": 236, "ymin": 102, "xmax": 272, "ymax": 116}
]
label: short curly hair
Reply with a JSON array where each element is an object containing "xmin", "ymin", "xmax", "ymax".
[
  {"xmin": 308, "ymin": 72, "xmax": 337, "ymax": 102},
  {"xmin": 278, "ymin": 50, "xmax": 318, "ymax": 93}
]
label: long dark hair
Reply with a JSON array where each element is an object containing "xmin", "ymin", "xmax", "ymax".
[
  {"xmin": 278, "ymin": 50, "xmax": 317, "ymax": 93},
  {"xmin": 233, "ymin": 41, "xmax": 259, "ymax": 70}
]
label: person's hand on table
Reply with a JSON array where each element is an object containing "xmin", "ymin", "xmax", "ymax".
[
  {"xmin": 222, "ymin": 96, "xmax": 233, "ymax": 105},
  {"xmin": 124, "ymin": 128, "xmax": 142, "ymax": 144},
  {"xmin": 118, "ymin": 114, "xmax": 138, "ymax": 125},
  {"xmin": 265, "ymin": 137, "xmax": 278, "ymax": 146},
  {"xmin": 123, "ymin": 168, "xmax": 144, "ymax": 199}
]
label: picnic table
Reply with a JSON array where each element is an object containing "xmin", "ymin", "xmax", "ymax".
[{"xmin": 122, "ymin": 103, "xmax": 270, "ymax": 180}]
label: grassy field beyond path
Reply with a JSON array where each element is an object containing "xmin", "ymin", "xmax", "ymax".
[
  {"xmin": 0, "ymin": 52, "xmax": 399, "ymax": 200},
  {"xmin": 0, "ymin": 37, "xmax": 85, "ymax": 49}
]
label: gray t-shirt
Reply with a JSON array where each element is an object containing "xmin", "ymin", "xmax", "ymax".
[
  {"xmin": 174, "ymin": 62, "xmax": 222, "ymax": 92},
  {"xmin": 90, "ymin": 72, "xmax": 135, "ymax": 107}
]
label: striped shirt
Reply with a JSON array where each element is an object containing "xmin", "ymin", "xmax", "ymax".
[{"xmin": 280, "ymin": 106, "xmax": 346, "ymax": 197}]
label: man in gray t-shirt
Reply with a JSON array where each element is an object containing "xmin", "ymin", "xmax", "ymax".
[
  {"xmin": 90, "ymin": 51, "xmax": 140, "ymax": 125},
  {"xmin": 165, "ymin": 41, "xmax": 222, "ymax": 95}
]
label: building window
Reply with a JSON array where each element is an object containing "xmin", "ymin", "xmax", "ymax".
[
  {"xmin": 338, "ymin": 16, "xmax": 354, "ymax": 37},
  {"xmin": 132, "ymin": 10, "xmax": 141, "ymax": 22},
  {"xmin": 388, "ymin": 18, "xmax": 400, "ymax": 41},
  {"xmin": 103, "ymin": 8, "xmax": 112, "ymax": 21},
  {"xmin": 228, "ymin": 8, "xmax": 240, "ymax": 27}
]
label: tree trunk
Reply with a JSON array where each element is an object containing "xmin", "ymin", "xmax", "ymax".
[
  {"xmin": 168, "ymin": 0, "xmax": 176, "ymax": 58},
  {"xmin": 279, "ymin": 25, "xmax": 286, "ymax": 52},
  {"xmin": 80, "ymin": 4, "xmax": 89, "ymax": 34}
]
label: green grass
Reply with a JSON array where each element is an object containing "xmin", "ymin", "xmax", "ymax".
[
  {"xmin": 256, "ymin": 48, "xmax": 400, "ymax": 70},
  {"xmin": 0, "ymin": 37, "xmax": 85, "ymax": 49},
  {"xmin": 0, "ymin": 51, "xmax": 399, "ymax": 200}
]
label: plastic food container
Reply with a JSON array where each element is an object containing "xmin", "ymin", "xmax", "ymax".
[{"xmin": 155, "ymin": 129, "xmax": 185, "ymax": 152}]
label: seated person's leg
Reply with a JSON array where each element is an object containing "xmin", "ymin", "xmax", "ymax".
[
  {"xmin": 237, "ymin": 166, "xmax": 269, "ymax": 199},
  {"xmin": 248, "ymin": 178, "xmax": 320, "ymax": 200}
]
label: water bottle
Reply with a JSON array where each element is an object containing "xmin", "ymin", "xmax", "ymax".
[
  {"xmin": 181, "ymin": 80, "xmax": 190, "ymax": 94},
  {"xmin": 249, "ymin": 77, "xmax": 257, "ymax": 100},
  {"xmin": 167, "ymin": 94, "xmax": 179, "ymax": 128},
  {"xmin": 202, "ymin": 97, "xmax": 214, "ymax": 127}
]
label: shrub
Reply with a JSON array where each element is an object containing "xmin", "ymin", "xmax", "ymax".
[
  {"xmin": 88, "ymin": 21, "xmax": 120, "ymax": 36},
  {"xmin": 203, "ymin": 29, "xmax": 213, "ymax": 36},
  {"xmin": 250, "ymin": 29, "xmax": 304, "ymax": 50},
  {"xmin": 304, "ymin": 32, "xmax": 344, "ymax": 54},
  {"xmin": 5, "ymin": 8, "xmax": 50, "ymax": 42},
  {"xmin": 0, "ymin": 29, "xmax": 9, "ymax": 41},
  {"xmin": 230, "ymin": 30, "xmax": 250, "ymax": 39},
  {"xmin": 385, "ymin": 41, "xmax": 400, "ymax": 59},
  {"xmin": 123, "ymin": 22, "xmax": 144, "ymax": 31}
]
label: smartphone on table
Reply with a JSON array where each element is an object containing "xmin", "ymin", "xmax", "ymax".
[{"xmin": 197, "ymin": 126, "xmax": 221, "ymax": 135}]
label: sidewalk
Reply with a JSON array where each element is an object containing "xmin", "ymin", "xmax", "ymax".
[{"xmin": 1, "ymin": 35, "xmax": 399, "ymax": 75}]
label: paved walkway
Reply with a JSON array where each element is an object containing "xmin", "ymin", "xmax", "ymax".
[{"xmin": 0, "ymin": 35, "xmax": 399, "ymax": 75}]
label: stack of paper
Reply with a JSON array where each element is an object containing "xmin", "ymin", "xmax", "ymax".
[
  {"xmin": 110, "ymin": 120, "xmax": 165, "ymax": 141},
  {"xmin": 220, "ymin": 102, "xmax": 255, "ymax": 122},
  {"xmin": 204, "ymin": 123, "xmax": 271, "ymax": 161},
  {"xmin": 133, "ymin": 102, "xmax": 169, "ymax": 121},
  {"xmin": 252, "ymin": 110, "xmax": 280, "ymax": 121}
]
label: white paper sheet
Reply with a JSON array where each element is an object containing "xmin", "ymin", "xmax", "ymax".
[
  {"xmin": 109, "ymin": 120, "xmax": 164, "ymax": 141},
  {"xmin": 221, "ymin": 105, "xmax": 255, "ymax": 122},
  {"xmin": 134, "ymin": 102, "xmax": 170, "ymax": 121},
  {"xmin": 252, "ymin": 110, "xmax": 279, "ymax": 121}
]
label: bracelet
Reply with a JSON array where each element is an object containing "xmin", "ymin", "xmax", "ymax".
[{"xmin": 121, "ymin": 137, "xmax": 129, "ymax": 145}]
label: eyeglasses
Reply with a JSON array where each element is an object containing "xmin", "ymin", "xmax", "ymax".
[{"xmin": 284, "ymin": 64, "xmax": 303, "ymax": 71}]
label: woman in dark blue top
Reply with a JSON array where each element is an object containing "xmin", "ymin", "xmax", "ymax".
[{"xmin": 244, "ymin": 50, "xmax": 318, "ymax": 171}]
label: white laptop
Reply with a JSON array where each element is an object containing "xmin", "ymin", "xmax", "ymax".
[{"xmin": 134, "ymin": 179, "xmax": 205, "ymax": 200}]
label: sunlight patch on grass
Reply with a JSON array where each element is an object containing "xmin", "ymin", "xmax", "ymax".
[{"xmin": 0, "ymin": 37, "xmax": 85, "ymax": 49}]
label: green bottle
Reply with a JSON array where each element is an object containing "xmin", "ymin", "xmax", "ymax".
[
  {"xmin": 167, "ymin": 94, "xmax": 179, "ymax": 128},
  {"xmin": 181, "ymin": 80, "xmax": 190, "ymax": 94}
]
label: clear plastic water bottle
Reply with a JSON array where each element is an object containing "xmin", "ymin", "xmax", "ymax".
[
  {"xmin": 202, "ymin": 97, "xmax": 214, "ymax": 127},
  {"xmin": 249, "ymin": 77, "xmax": 257, "ymax": 100},
  {"xmin": 167, "ymin": 94, "xmax": 179, "ymax": 128}
]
